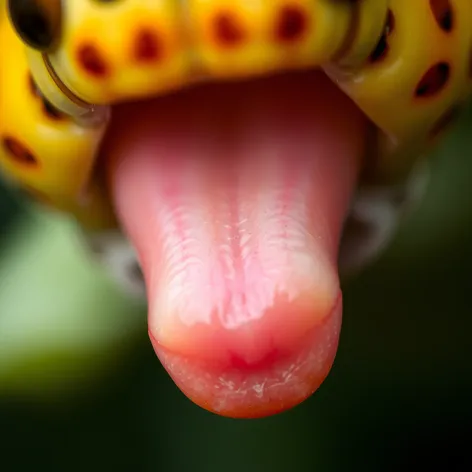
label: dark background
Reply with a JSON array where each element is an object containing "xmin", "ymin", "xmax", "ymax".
[{"xmin": 0, "ymin": 105, "xmax": 471, "ymax": 471}]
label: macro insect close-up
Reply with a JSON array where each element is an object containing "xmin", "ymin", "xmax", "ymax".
[{"xmin": 1, "ymin": 0, "xmax": 472, "ymax": 468}]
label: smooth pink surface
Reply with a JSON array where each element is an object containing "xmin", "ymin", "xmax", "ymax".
[{"xmin": 105, "ymin": 70, "xmax": 367, "ymax": 417}]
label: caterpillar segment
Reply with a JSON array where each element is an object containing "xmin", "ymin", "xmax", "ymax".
[
  {"xmin": 328, "ymin": 0, "xmax": 472, "ymax": 184},
  {"xmin": 0, "ymin": 0, "xmax": 471, "ymax": 290},
  {"xmin": 0, "ymin": 13, "xmax": 115, "ymax": 230},
  {"xmin": 16, "ymin": 0, "xmax": 387, "ymax": 106}
]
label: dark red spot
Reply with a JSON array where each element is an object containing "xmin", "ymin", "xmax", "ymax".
[
  {"xmin": 276, "ymin": 5, "xmax": 308, "ymax": 42},
  {"xmin": 214, "ymin": 12, "xmax": 245, "ymax": 47},
  {"xmin": 134, "ymin": 29, "xmax": 163, "ymax": 62},
  {"xmin": 429, "ymin": 0, "xmax": 453, "ymax": 32},
  {"xmin": 2, "ymin": 137, "xmax": 38, "ymax": 166},
  {"xmin": 415, "ymin": 62, "xmax": 450, "ymax": 98},
  {"xmin": 77, "ymin": 43, "xmax": 109, "ymax": 77},
  {"xmin": 369, "ymin": 10, "xmax": 395, "ymax": 63}
]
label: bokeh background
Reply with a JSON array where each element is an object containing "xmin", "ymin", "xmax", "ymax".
[{"xmin": 1, "ymin": 103, "xmax": 471, "ymax": 470}]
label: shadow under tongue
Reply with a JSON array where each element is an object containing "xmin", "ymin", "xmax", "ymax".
[{"xmin": 105, "ymin": 70, "xmax": 367, "ymax": 418}]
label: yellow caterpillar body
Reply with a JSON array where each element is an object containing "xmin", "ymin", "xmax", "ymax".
[{"xmin": 0, "ymin": 0, "xmax": 471, "ymax": 235}]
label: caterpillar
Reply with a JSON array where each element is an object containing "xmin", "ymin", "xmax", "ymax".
[{"xmin": 1, "ymin": 0, "xmax": 471, "ymax": 295}]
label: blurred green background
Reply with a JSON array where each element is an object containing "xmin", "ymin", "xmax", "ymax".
[{"xmin": 1, "ymin": 105, "xmax": 471, "ymax": 471}]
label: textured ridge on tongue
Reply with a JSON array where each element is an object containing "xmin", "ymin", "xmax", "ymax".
[{"xmin": 106, "ymin": 70, "xmax": 367, "ymax": 417}]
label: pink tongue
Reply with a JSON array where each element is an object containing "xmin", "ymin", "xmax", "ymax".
[{"xmin": 105, "ymin": 70, "xmax": 367, "ymax": 418}]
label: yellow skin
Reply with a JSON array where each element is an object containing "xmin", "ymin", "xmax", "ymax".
[{"xmin": 0, "ymin": 0, "xmax": 471, "ymax": 235}]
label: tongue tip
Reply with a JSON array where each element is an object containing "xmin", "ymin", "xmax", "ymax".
[
  {"xmin": 150, "ymin": 296, "xmax": 342, "ymax": 418},
  {"xmin": 106, "ymin": 69, "xmax": 364, "ymax": 418}
]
